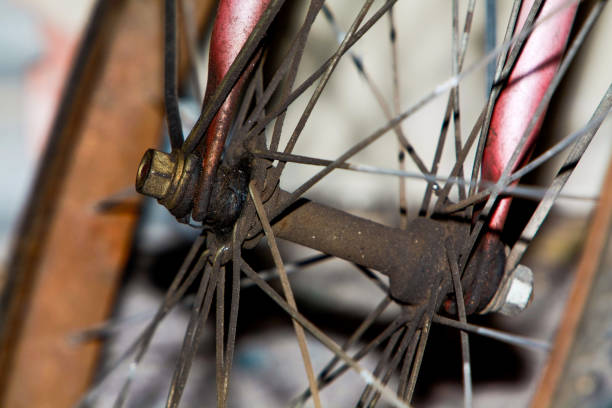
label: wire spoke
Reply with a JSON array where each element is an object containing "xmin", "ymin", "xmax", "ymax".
[
  {"xmin": 302, "ymin": 309, "xmax": 418, "ymax": 405},
  {"xmin": 219, "ymin": 225, "xmax": 243, "ymax": 405},
  {"xmin": 403, "ymin": 282, "xmax": 445, "ymax": 404},
  {"xmin": 76, "ymin": 236, "xmax": 208, "ymax": 407},
  {"xmin": 164, "ymin": 0, "xmax": 184, "ymax": 150},
  {"xmin": 420, "ymin": 0, "xmax": 475, "ymax": 215},
  {"xmin": 272, "ymin": 1, "xmax": 583, "ymax": 218},
  {"xmin": 485, "ymin": 0, "xmax": 497, "ymax": 93},
  {"xmin": 368, "ymin": 329, "xmax": 415, "ymax": 407},
  {"xmin": 268, "ymin": 0, "xmax": 325, "ymax": 153},
  {"xmin": 250, "ymin": 1, "xmax": 582, "ymax": 220},
  {"xmin": 233, "ymin": 59, "xmax": 262, "ymax": 137},
  {"xmin": 466, "ymin": 0, "xmax": 607, "ymax": 267},
  {"xmin": 441, "ymin": 107, "xmax": 611, "ymax": 213},
  {"xmin": 243, "ymin": 0, "xmax": 400, "ymax": 143},
  {"xmin": 468, "ymin": 0, "xmax": 540, "ymax": 197},
  {"xmin": 252, "ymin": 149, "xmax": 599, "ymax": 203},
  {"xmin": 237, "ymin": 0, "xmax": 324, "ymax": 149},
  {"xmin": 255, "ymin": 0, "xmax": 328, "ymax": 200},
  {"xmin": 215, "ymin": 265, "xmax": 226, "ymax": 407},
  {"xmin": 352, "ymin": 264, "xmax": 389, "ymax": 293},
  {"xmin": 240, "ymin": 258, "xmax": 414, "ymax": 408},
  {"xmin": 404, "ymin": 315, "xmax": 430, "ymax": 403},
  {"xmin": 432, "ymin": 106, "xmax": 484, "ymax": 212},
  {"xmin": 397, "ymin": 331, "xmax": 421, "ymax": 400},
  {"xmin": 506, "ymin": 80, "xmax": 612, "ymax": 270},
  {"xmin": 277, "ymin": 0, "xmax": 376, "ymax": 170},
  {"xmin": 178, "ymin": 0, "xmax": 205, "ymax": 101},
  {"xmin": 321, "ymin": 4, "xmax": 432, "ymax": 182},
  {"xmin": 432, "ymin": 314, "xmax": 550, "ymax": 351},
  {"xmin": 182, "ymin": 0, "xmax": 286, "ymax": 153},
  {"xmin": 357, "ymin": 327, "xmax": 405, "ymax": 406},
  {"xmin": 249, "ymin": 181, "xmax": 322, "ymax": 408},
  {"xmin": 166, "ymin": 249, "xmax": 224, "ymax": 408},
  {"xmin": 450, "ymin": 0, "xmax": 469, "ymax": 202},
  {"xmin": 241, "ymin": 254, "xmax": 332, "ymax": 289},
  {"xmin": 292, "ymin": 297, "xmax": 393, "ymax": 407},
  {"xmin": 387, "ymin": 6, "xmax": 409, "ymax": 228},
  {"xmin": 447, "ymin": 245, "xmax": 472, "ymax": 408}
]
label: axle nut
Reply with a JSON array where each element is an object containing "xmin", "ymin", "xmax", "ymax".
[
  {"xmin": 487, "ymin": 264, "xmax": 534, "ymax": 316},
  {"xmin": 135, "ymin": 148, "xmax": 200, "ymax": 219},
  {"xmin": 136, "ymin": 149, "xmax": 176, "ymax": 200}
]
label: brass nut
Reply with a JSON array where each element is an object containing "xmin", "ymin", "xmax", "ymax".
[
  {"xmin": 135, "ymin": 148, "xmax": 201, "ymax": 219},
  {"xmin": 136, "ymin": 149, "xmax": 177, "ymax": 200}
]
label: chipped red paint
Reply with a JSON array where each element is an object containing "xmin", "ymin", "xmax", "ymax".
[
  {"xmin": 194, "ymin": 0, "xmax": 271, "ymax": 220},
  {"xmin": 482, "ymin": 0, "xmax": 577, "ymax": 231}
]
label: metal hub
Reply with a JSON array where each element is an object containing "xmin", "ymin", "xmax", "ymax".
[{"xmin": 136, "ymin": 148, "xmax": 252, "ymax": 230}]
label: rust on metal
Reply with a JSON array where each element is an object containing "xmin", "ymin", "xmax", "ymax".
[
  {"xmin": 0, "ymin": 0, "xmax": 215, "ymax": 406},
  {"xmin": 265, "ymin": 188, "xmax": 498, "ymax": 311},
  {"xmin": 271, "ymin": 194, "xmax": 447, "ymax": 305}
]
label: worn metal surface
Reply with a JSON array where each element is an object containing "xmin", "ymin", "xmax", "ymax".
[
  {"xmin": 531, "ymin": 155, "xmax": 612, "ymax": 407},
  {"xmin": 0, "ymin": 0, "xmax": 215, "ymax": 407},
  {"xmin": 271, "ymin": 192, "xmax": 448, "ymax": 305}
]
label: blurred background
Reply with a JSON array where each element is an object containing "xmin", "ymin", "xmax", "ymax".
[
  {"xmin": 0, "ymin": 0, "xmax": 94, "ymax": 261},
  {"xmin": 0, "ymin": 0, "xmax": 611, "ymax": 407}
]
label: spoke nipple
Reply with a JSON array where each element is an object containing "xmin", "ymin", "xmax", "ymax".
[{"xmin": 484, "ymin": 264, "xmax": 534, "ymax": 316}]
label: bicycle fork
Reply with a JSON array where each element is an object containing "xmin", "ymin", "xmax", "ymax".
[
  {"xmin": 469, "ymin": 0, "xmax": 577, "ymax": 313},
  {"xmin": 191, "ymin": 0, "xmax": 271, "ymax": 222}
]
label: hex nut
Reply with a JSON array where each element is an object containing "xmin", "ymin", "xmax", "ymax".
[
  {"xmin": 136, "ymin": 149, "xmax": 177, "ymax": 200},
  {"xmin": 499, "ymin": 264, "xmax": 534, "ymax": 316},
  {"xmin": 135, "ymin": 149, "xmax": 201, "ymax": 219}
]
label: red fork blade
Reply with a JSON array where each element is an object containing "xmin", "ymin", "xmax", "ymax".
[
  {"xmin": 193, "ymin": 0, "xmax": 271, "ymax": 221},
  {"xmin": 482, "ymin": 0, "xmax": 577, "ymax": 232}
]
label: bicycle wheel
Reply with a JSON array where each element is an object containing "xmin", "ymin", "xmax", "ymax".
[{"xmin": 25, "ymin": 0, "xmax": 612, "ymax": 407}]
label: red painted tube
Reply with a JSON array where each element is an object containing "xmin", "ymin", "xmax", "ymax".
[
  {"xmin": 482, "ymin": 0, "xmax": 577, "ymax": 232},
  {"xmin": 451, "ymin": 0, "xmax": 578, "ymax": 313},
  {"xmin": 193, "ymin": 0, "xmax": 271, "ymax": 221}
]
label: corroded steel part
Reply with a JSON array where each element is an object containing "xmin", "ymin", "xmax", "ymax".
[
  {"xmin": 268, "ymin": 188, "xmax": 505, "ymax": 311},
  {"xmin": 271, "ymin": 197, "xmax": 448, "ymax": 306}
]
